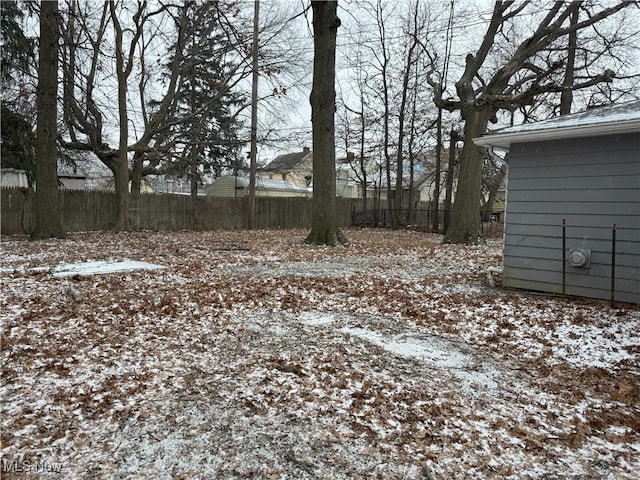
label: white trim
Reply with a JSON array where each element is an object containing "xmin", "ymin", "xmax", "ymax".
[{"xmin": 474, "ymin": 119, "xmax": 640, "ymax": 150}]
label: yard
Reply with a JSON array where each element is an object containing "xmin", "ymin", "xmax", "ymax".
[{"xmin": 1, "ymin": 228, "xmax": 638, "ymax": 479}]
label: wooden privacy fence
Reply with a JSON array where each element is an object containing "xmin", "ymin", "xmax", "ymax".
[{"xmin": 1, "ymin": 188, "xmax": 356, "ymax": 235}]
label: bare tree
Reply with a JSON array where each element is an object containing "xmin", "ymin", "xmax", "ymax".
[
  {"xmin": 337, "ymin": 25, "xmax": 383, "ymax": 225},
  {"xmin": 60, "ymin": 1, "xmax": 129, "ymax": 230},
  {"xmin": 109, "ymin": 0, "xmax": 147, "ymax": 231},
  {"xmin": 343, "ymin": 1, "xmax": 396, "ymax": 221},
  {"xmin": 31, "ymin": 0, "xmax": 65, "ymax": 240},
  {"xmin": 248, "ymin": 0, "xmax": 260, "ymax": 229},
  {"xmin": 340, "ymin": 1, "xmax": 445, "ymax": 229},
  {"xmin": 389, "ymin": 1, "xmax": 421, "ymax": 229},
  {"xmin": 433, "ymin": 1, "xmax": 635, "ymax": 244},
  {"xmin": 305, "ymin": 0, "xmax": 346, "ymax": 246},
  {"xmin": 338, "ymin": 95, "xmax": 369, "ymax": 219}
]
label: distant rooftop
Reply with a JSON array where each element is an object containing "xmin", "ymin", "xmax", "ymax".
[
  {"xmin": 475, "ymin": 100, "xmax": 640, "ymax": 149},
  {"xmin": 262, "ymin": 147, "xmax": 312, "ymax": 172}
]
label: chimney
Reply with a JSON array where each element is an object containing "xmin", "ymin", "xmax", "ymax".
[{"xmin": 303, "ymin": 146, "xmax": 310, "ymax": 154}]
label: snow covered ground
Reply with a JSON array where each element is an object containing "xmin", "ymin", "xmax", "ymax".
[{"xmin": 1, "ymin": 228, "xmax": 638, "ymax": 479}]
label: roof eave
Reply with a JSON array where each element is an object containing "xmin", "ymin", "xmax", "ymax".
[{"xmin": 473, "ymin": 119, "xmax": 640, "ymax": 150}]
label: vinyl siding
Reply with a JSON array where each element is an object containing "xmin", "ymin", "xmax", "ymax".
[
  {"xmin": 503, "ymin": 133, "xmax": 640, "ymax": 304},
  {"xmin": 205, "ymin": 176, "xmax": 308, "ymax": 198},
  {"xmin": 205, "ymin": 176, "xmax": 248, "ymax": 197}
]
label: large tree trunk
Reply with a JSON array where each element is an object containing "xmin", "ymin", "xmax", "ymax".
[
  {"xmin": 443, "ymin": 107, "xmax": 489, "ymax": 244},
  {"xmin": 31, "ymin": 0, "xmax": 65, "ymax": 240},
  {"xmin": 110, "ymin": 4, "xmax": 130, "ymax": 232},
  {"xmin": 111, "ymin": 158, "xmax": 129, "ymax": 232},
  {"xmin": 305, "ymin": 1, "xmax": 346, "ymax": 246}
]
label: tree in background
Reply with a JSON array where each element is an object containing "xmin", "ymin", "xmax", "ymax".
[
  {"xmin": 31, "ymin": 0, "xmax": 65, "ymax": 240},
  {"xmin": 337, "ymin": 0, "xmax": 447, "ymax": 230},
  {"xmin": 1, "ymin": 1, "xmax": 36, "ymax": 184},
  {"xmin": 305, "ymin": 0, "xmax": 346, "ymax": 246},
  {"xmin": 161, "ymin": 1, "xmax": 244, "ymax": 198},
  {"xmin": 60, "ymin": 1, "xmax": 129, "ymax": 230},
  {"xmin": 390, "ymin": 0, "xmax": 420, "ymax": 229},
  {"xmin": 109, "ymin": 0, "xmax": 148, "ymax": 231},
  {"xmin": 1, "ymin": 105, "xmax": 36, "ymax": 184}
]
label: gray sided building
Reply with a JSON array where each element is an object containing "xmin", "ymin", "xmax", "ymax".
[{"xmin": 475, "ymin": 101, "xmax": 640, "ymax": 304}]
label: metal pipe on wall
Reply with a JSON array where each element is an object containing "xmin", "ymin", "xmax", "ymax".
[
  {"xmin": 611, "ymin": 223, "xmax": 617, "ymax": 308},
  {"xmin": 562, "ymin": 218, "xmax": 566, "ymax": 296}
]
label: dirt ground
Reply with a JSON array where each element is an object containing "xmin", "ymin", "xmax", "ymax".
[{"xmin": 1, "ymin": 228, "xmax": 638, "ymax": 479}]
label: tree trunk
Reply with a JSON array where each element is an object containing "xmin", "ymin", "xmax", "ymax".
[
  {"xmin": 31, "ymin": 0, "xmax": 65, "ymax": 240},
  {"xmin": 444, "ymin": 108, "xmax": 489, "ymax": 244},
  {"xmin": 248, "ymin": 0, "xmax": 259, "ymax": 229},
  {"xmin": 392, "ymin": 75, "xmax": 410, "ymax": 228},
  {"xmin": 305, "ymin": 1, "xmax": 346, "ymax": 246},
  {"xmin": 407, "ymin": 73, "xmax": 419, "ymax": 226},
  {"xmin": 110, "ymin": 4, "xmax": 129, "ymax": 232},
  {"xmin": 130, "ymin": 152, "xmax": 143, "ymax": 197},
  {"xmin": 443, "ymin": 130, "xmax": 458, "ymax": 234},
  {"xmin": 483, "ymin": 163, "xmax": 506, "ymax": 219},
  {"xmin": 560, "ymin": 4, "xmax": 580, "ymax": 115},
  {"xmin": 432, "ymin": 107, "xmax": 443, "ymax": 232},
  {"xmin": 112, "ymin": 159, "xmax": 129, "ymax": 232},
  {"xmin": 190, "ymin": 154, "xmax": 199, "ymax": 229},
  {"xmin": 359, "ymin": 121, "xmax": 367, "ymax": 217}
]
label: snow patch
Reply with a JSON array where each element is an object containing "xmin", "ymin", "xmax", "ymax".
[
  {"xmin": 49, "ymin": 260, "xmax": 166, "ymax": 277},
  {"xmin": 341, "ymin": 327, "xmax": 500, "ymax": 394},
  {"xmin": 298, "ymin": 311, "xmax": 336, "ymax": 326}
]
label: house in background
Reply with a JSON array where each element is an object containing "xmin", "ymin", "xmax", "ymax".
[
  {"xmin": 336, "ymin": 151, "xmax": 435, "ymax": 203},
  {"xmin": 205, "ymin": 175, "xmax": 308, "ymax": 198},
  {"xmin": 336, "ymin": 164, "xmax": 361, "ymax": 198},
  {"xmin": 475, "ymin": 100, "xmax": 640, "ymax": 304},
  {"xmin": 335, "ymin": 152, "xmax": 376, "ymax": 199},
  {"xmin": 259, "ymin": 147, "xmax": 313, "ymax": 189},
  {"xmin": 1, "ymin": 169, "xmax": 29, "ymax": 188},
  {"xmin": 489, "ymin": 185, "xmax": 507, "ymax": 222},
  {"xmin": 206, "ymin": 147, "xmax": 313, "ymax": 198},
  {"xmin": 57, "ymin": 164, "xmax": 87, "ymax": 190},
  {"xmin": 1, "ymin": 165, "xmax": 88, "ymax": 190}
]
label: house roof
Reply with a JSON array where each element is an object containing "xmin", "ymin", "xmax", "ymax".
[
  {"xmin": 474, "ymin": 100, "xmax": 640, "ymax": 149},
  {"xmin": 57, "ymin": 163, "xmax": 87, "ymax": 178},
  {"xmin": 228, "ymin": 176, "xmax": 307, "ymax": 192},
  {"xmin": 262, "ymin": 148, "xmax": 311, "ymax": 172}
]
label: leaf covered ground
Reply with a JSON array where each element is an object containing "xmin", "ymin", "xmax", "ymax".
[{"xmin": 1, "ymin": 228, "xmax": 638, "ymax": 479}]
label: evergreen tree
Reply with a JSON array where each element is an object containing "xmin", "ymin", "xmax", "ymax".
[
  {"xmin": 1, "ymin": 1, "xmax": 36, "ymax": 182},
  {"xmin": 1, "ymin": 105, "xmax": 35, "ymax": 184},
  {"xmin": 1, "ymin": 1, "xmax": 34, "ymax": 85},
  {"xmin": 161, "ymin": 1, "xmax": 245, "ymax": 196}
]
